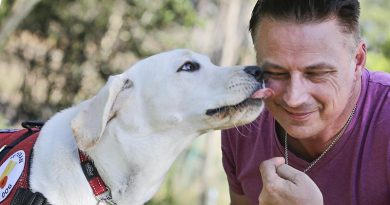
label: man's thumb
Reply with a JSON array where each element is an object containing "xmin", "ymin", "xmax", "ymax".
[
  {"xmin": 276, "ymin": 163, "xmax": 309, "ymax": 184},
  {"xmin": 259, "ymin": 157, "xmax": 286, "ymax": 183}
]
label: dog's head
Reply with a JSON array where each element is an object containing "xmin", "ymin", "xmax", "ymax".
[{"xmin": 71, "ymin": 49, "xmax": 272, "ymax": 150}]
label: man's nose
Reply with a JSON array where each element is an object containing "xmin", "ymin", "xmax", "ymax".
[
  {"xmin": 283, "ymin": 76, "xmax": 310, "ymax": 108},
  {"xmin": 244, "ymin": 66, "xmax": 263, "ymax": 82}
]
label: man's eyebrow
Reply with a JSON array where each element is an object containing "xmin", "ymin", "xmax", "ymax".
[
  {"xmin": 305, "ymin": 63, "xmax": 337, "ymax": 71},
  {"xmin": 261, "ymin": 62, "xmax": 285, "ymax": 70},
  {"xmin": 260, "ymin": 62, "xmax": 337, "ymax": 71}
]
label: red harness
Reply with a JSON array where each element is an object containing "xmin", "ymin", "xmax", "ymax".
[
  {"xmin": 0, "ymin": 128, "xmax": 39, "ymax": 204},
  {"xmin": 0, "ymin": 121, "xmax": 49, "ymax": 205},
  {"xmin": 1, "ymin": 122, "xmax": 114, "ymax": 205}
]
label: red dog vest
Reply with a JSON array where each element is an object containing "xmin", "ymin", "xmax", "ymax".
[{"xmin": 0, "ymin": 128, "xmax": 40, "ymax": 205}]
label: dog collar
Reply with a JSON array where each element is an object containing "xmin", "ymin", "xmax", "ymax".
[{"xmin": 78, "ymin": 150, "xmax": 117, "ymax": 205}]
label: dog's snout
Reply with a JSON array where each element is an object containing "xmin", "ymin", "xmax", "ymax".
[{"xmin": 244, "ymin": 66, "xmax": 263, "ymax": 81}]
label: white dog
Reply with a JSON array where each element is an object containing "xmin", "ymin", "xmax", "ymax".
[{"xmin": 27, "ymin": 49, "xmax": 271, "ymax": 205}]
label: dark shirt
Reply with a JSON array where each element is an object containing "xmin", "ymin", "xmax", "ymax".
[{"xmin": 222, "ymin": 69, "xmax": 390, "ymax": 205}]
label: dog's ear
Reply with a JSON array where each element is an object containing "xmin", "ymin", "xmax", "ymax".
[{"xmin": 71, "ymin": 74, "xmax": 132, "ymax": 151}]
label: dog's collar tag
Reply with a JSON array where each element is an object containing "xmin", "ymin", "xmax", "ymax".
[
  {"xmin": 0, "ymin": 150, "xmax": 25, "ymax": 202},
  {"xmin": 96, "ymin": 197, "xmax": 116, "ymax": 205},
  {"xmin": 80, "ymin": 160, "xmax": 99, "ymax": 180}
]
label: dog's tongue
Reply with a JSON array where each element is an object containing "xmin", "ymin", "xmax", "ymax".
[{"xmin": 250, "ymin": 88, "xmax": 274, "ymax": 99}]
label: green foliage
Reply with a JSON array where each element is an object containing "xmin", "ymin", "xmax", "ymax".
[
  {"xmin": 360, "ymin": 0, "xmax": 390, "ymax": 72},
  {"xmin": 383, "ymin": 36, "xmax": 390, "ymax": 59},
  {"xmin": 131, "ymin": 0, "xmax": 198, "ymax": 28},
  {"xmin": 366, "ymin": 52, "xmax": 390, "ymax": 72},
  {"xmin": 0, "ymin": 0, "xmax": 199, "ymax": 124},
  {"xmin": 0, "ymin": 0, "xmax": 14, "ymax": 22}
]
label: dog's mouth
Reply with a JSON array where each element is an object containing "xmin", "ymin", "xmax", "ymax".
[
  {"xmin": 205, "ymin": 98, "xmax": 262, "ymax": 116},
  {"xmin": 205, "ymin": 87, "xmax": 274, "ymax": 117}
]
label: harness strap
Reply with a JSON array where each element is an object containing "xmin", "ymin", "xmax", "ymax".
[
  {"xmin": 0, "ymin": 121, "xmax": 44, "ymax": 161},
  {"xmin": 10, "ymin": 188, "xmax": 50, "ymax": 205},
  {"xmin": 79, "ymin": 150, "xmax": 117, "ymax": 205},
  {"xmin": 0, "ymin": 130, "xmax": 37, "ymax": 161}
]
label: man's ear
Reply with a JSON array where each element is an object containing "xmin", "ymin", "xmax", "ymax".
[
  {"xmin": 71, "ymin": 74, "xmax": 133, "ymax": 151},
  {"xmin": 355, "ymin": 41, "xmax": 367, "ymax": 70}
]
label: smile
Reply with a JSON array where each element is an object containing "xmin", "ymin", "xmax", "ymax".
[{"xmin": 284, "ymin": 109, "xmax": 316, "ymax": 121}]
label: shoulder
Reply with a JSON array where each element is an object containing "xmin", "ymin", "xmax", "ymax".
[
  {"xmin": 366, "ymin": 69, "xmax": 390, "ymax": 88},
  {"xmin": 363, "ymin": 69, "xmax": 390, "ymax": 101},
  {"xmin": 359, "ymin": 69, "xmax": 390, "ymax": 130}
]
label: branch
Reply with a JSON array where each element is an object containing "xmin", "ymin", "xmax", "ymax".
[{"xmin": 0, "ymin": 0, "xmax": 42, "ymax": 50}]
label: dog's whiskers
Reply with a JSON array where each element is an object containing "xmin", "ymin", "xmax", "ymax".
[
  {"xmin": 242, "ymin": 123, "xmax": 253, "ymax": 133},
  {"xmin": 231, "ymin": 108, "xmax": 250, "ymax": 137},
  {"xmin": 233, "ymin": 121, "xmax": 247, "ymax": 137},
  {"xmin": 250, "ymin": 120, "xmax": 261, "ymax": 130}
]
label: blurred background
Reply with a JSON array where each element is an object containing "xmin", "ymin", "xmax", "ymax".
[{"xmin": 0, "ymin": 0, "xmax": 389, "ymax": 204}]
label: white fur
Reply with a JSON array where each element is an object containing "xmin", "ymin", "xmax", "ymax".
[{"xmin": 29, "ymin": 49, "xmax": 265, "ymax": 205}]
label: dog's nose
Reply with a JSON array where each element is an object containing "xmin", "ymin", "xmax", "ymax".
[{"xmin": 244, "ymin": 66, "xmax": 263, "ymax": 81}]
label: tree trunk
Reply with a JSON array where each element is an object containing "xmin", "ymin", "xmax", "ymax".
[{"xmin": 0, "ymin": 0, "xmax": 42, "ymax": 50}]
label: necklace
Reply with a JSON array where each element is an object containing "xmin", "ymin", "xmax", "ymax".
[{"xmin": 284, "ymin": 106, "xmax": 356, "ymax": 173}]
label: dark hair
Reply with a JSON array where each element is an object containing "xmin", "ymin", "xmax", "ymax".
[{"xmin": 249, "ymin": 0, "xmax": 361, "ymax": 41}]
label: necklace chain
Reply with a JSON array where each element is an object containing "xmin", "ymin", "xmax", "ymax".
[{"xmin": 284, "ymin": 106, "xmax": 356, "ymax": 173}]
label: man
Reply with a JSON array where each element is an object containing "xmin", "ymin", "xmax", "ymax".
[{"xmin": 221, "ymin": 0, "xmax": 390, "ymax": 204}]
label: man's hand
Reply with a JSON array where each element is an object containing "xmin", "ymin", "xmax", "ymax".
[{"xmin": 258, "ymin": 157, "xmax": 323, "ymax": 205}]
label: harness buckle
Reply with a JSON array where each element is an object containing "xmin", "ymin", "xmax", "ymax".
[
  {"xmin": 95, "ymin": 188, "xmax": 116, "ymax": 205},
  {"xmin": 0, "ymin": 145, "xmax": 6, "ymax": 153}
]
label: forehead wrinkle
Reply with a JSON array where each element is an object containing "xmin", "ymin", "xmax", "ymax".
[
  {"xmin": 306, "ymin": 62, "xmax": 337, "ymax": 71},
  {"xmin": 261, "ymin": 60, "xmax": 337, "ymax": 73},
  {"xmin": 255, "ymin": 18, "xmax": 353, "ymax": 58}
]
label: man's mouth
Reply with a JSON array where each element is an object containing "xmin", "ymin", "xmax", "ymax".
[{"xmin": 284, "ymin": 109, "xmax": 317, "ymax": 121}]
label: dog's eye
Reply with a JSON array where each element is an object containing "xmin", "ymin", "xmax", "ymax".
[{"xmin": 177, "ymin": 61, "xmax": 200, "ymax": 72}]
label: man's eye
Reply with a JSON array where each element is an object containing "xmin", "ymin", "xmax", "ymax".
[
  {"xmin": 306, "ymin": 72, "xmax": 330, "ymax": 77},
  {"xmin": 177, "ymin": 61, "xmax": 200, "ymax": 72},
  {"xmin": 264, "ymin": 71, "xmax": 289, "ymax": 79}
]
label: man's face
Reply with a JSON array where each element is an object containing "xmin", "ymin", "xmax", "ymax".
[{"xmin": 254, "ymin": 18, "xmax": 365, "ymax": 139}]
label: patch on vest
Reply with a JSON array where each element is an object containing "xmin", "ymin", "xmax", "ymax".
[{"xmin": 0, "ymin": 150, "xmax": 25, "ymax": 202}]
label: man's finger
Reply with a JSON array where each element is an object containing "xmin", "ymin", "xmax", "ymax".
[
  {"xmin": 259, "ymin": 157, "xmax": 285, "ymax": 184},
  {"xmin": 276, "ymin": 163, "xmax": 309, "ymax": 185}
]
